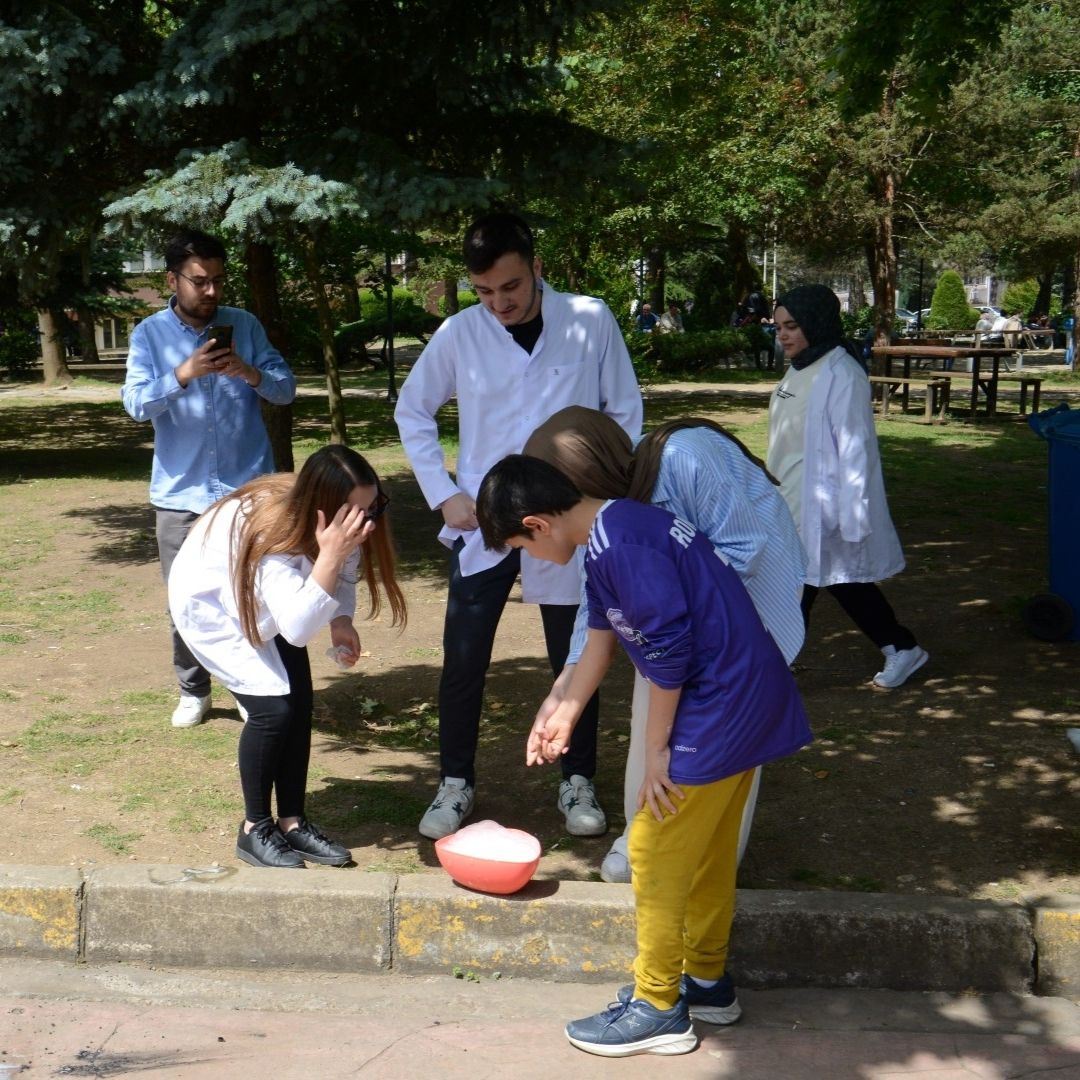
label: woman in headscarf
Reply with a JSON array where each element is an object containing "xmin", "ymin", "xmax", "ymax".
[
  {"xmin": 767, "ymin": 284, "xmax": 927, "ymax": 689},
  {"xmin": 523, "ymin": 406, "xmax": 807, "ymax": 884}
]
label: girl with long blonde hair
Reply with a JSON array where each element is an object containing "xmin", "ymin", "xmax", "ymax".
[{"xmin": 168, "ymin": 445, "xmax": 406, "ymax": 868}]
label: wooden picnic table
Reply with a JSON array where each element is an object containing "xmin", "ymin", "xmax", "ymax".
[{"xmin": 871, "ymin": 345, "xmax": 1021, "ymax": 418}]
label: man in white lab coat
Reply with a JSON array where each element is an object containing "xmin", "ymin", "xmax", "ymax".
[{"xmin": 394, "ymin": 212, "xmax": 643, "ymax": 840}]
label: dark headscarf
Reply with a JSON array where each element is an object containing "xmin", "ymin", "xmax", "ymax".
[{"xmin": 776, "ymin": 284, "xmax": 865, "ymax": 372}]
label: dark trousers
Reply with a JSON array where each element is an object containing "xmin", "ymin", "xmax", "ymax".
[
  {"xmin": 801, "ymin": 582, "xmax": 918, "ymax": 652},
  {"xmin": 438, "ymin": 542, "xmax": 600, "ymax": 785},
  {"xmin": 233, "ymin": 637, "xmax": 313, "ymax": 823},
  {"xmin": 156, "ymin": 508, "xmax": 212, "ymax": 698}
]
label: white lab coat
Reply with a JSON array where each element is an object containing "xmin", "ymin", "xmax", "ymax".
[
  {"xmin": 780, "ymin": 347, "xmax": 905, "ymax": 587},
  {"xmin": 168, "ymin": 498, "xmax": 359, "ymax": 695},
  {"xmin": 394, "ymin": 282, "xmax": 642, "ymax": 604}
]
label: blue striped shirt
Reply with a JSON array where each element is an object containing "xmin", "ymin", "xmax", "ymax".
[{"xmin": 568, "ymin": 426, "xmax": 807, "ymax": 665}]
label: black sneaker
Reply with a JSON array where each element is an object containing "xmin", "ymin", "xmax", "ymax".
[
  {"xmin": 282, "ymin": 817, "xmax": 351, "ymax": 866},
  {"xmin": 236, "ymin": 818, "xmax": 306, "ymax": 869}
]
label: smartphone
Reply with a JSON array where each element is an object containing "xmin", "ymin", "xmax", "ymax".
[{"xmin": 208, "ymin": 325, "xmax": 233, "ymax": 351}]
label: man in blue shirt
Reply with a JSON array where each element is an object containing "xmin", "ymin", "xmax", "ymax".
[
  {"xmin": 122, "ymin": 229, "xmax": 296, "ymax": 728},
  {"xmin": 476, "ymin": 454, "xmax": 810, "ymax": 1058}
]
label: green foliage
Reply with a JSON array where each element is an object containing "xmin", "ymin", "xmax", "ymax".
[
  {"xmin": 1000, "ymin": 279, "xmax": 1050, "ymax": 319},
  {"xmin": 927, "ymin": 271, "xmax": 977, "ymax": 330},
  {"xmin": 0, "ymin": 307, "xmax": 38, "ymax": 378},
  {"xmin": 625, "ymin": 327, "xmax": 765, "ymax": 376},
  {"xmin": 439, "ymin": 291, "xmax": 480, "ymax": 316},
  {"xmin": 334, "ymin": 287, "xmax": 442, "ymax": 364}
]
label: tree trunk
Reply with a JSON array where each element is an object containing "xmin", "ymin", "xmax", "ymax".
[
  {"xmin": 442, "ymin": 273, "xmax": 459, "ymax": 315},
  {"xmin": 75, "ymin": 306, "xmax": 100, "ymax": 364},
  {"xmin": 646, "ymin": 246, "xmax": 666, "ymax": 311},
  {"xmin": 302, "ymin": 236, "xmax": 348, "ymax": 445},
  {"xmin": 867, "ymin": 78, "xmax": 900, "ymax": 355},
  {"xmin": 1034, "ymin": 270, "xmax": 1053, "ymax": 318},
  {"xmin": 37, "ymin": 309, "xmax": 72, "ymax": 385},
  {"xmin": 726, "ymin": 222, "xmax": 758, "ymax": 303},
  {"xmin": 1071, "ymin": 126, "xmax": 1080, "ymax": 365},
  {"xmin": 245, "ymin": 240, "xmax": 294, "ymax": 472},
  {"xmin": 341, "ymin": 278, "xmax": 361, "ymax": 324}
]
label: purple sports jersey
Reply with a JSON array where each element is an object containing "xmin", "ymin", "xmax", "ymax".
[{"xmin": 585, "ymin": 499, "xmax": 812, "ymax": 785}]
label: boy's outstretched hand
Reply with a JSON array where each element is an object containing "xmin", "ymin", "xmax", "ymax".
[
  {"xmin": 526, "ymin": 711, "xmax": 573, "ymax": 766},
  {"xmin": 637, "ymin": 746, "xmax": 685, "ymax": 821}
]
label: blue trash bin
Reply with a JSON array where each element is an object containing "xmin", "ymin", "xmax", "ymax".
[{"xmin": 1025, "ymin": 403, "xmax": 1080, "ymax": 640}]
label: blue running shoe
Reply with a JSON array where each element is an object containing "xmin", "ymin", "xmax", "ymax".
[
  {"xmin": 565, "ymin": 998, "xmax": 696, "ymax": 1057},
  {"xmin": 617, "ymin": 972, "xmax": 742, "ymax": 1025}
]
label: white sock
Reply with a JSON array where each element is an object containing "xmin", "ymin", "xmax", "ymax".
[{"xmin": 686, "ymin": 975, "xmax": 719, "ymax": 988}]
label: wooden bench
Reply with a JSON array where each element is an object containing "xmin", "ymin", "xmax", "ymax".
[
  {"xmin": 998, "ymin": 375, "xmax": 1043, "ymax": 415},
  {"xmin": 916, "ymin": 371, "xmax": 1043, "ymax": 416},
  {"xmin": 868, "ymin": 375, "xmax": 951, "ymax": 421}
]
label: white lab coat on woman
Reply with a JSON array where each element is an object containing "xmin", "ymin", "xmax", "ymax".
[{"xmin": 772, "ymin": 346, "xmax": 905, "ymax": 588}]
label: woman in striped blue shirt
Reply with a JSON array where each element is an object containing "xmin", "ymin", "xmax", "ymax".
[{"xmin": 524, "ymin": 407, "xmax": 806, "ymax": 882}]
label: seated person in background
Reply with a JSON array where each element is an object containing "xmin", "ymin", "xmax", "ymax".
[
  {"xmin": 984, "ymin": 310, "xmax": 1008, "ymax": 344},
  {"xmin": 974, "ymin": 311, "xmax": 996, "ymax": 338},
  {"xmin": 635, "ymin": 303, "xmax": 659, "ymax": 333},
  {"xmin": 1002, "ymin": 310, "xmax": 1024, "ymax": 349},
  {"xmin": 656, "ymin": 301, "xmax": 685, "ymax": 334}
]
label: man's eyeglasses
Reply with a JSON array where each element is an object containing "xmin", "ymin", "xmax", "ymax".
[
  {"xmin": 366, "ymin": 490, "xmax": 391, "ymax": 522},
  {"xmin": 176, "ymin": 271, "xmax": 227, "ymax": 291}
]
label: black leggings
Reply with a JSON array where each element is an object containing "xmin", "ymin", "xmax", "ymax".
[
  {"xmin": 801, "ymin": 582, "xmax": 918, "ymax": 652},
  {"xmin": 438, "ymin": 542, "xmax": 600, "ymax": 785},
  {"xmin": 233, "ymin": 637, "xmax": 314, "ymax": 823}
]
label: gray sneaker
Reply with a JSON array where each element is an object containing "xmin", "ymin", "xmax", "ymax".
[
  {"xmin": 419, "ymin": 777, "xmax": 475, "ymax": 840},
  {"xmin": 558, "ymin": 775, "xmax": 607, "ymax": 836}
]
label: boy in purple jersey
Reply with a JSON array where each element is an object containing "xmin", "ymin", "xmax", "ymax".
[{"xmin": 476, "ymin": 455, "xmax": 812, "ymax": 1059}]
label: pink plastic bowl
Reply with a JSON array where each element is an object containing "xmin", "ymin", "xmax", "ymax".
[{"xmin": 435, "ymin": 821, "xmax": 542, "ymax": 895}]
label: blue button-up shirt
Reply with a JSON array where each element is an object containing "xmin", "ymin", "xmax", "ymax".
[{"xmin": 122, "ymin": 299, "xmax": 296, "ymax": 512}]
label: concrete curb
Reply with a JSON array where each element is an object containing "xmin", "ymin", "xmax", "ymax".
[{"xmin": 1, "ymin": 864, "xmax": 1077, "ymax": 997}]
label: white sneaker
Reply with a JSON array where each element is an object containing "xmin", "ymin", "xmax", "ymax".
[
  {"xmin": 873, "ymin": 645, "xmax": 929, "ymax": 689},
  {"xmin": 419, "ymin": 777, "xmax": 475, "ymax": 840},
  {"xmin": 600, "ymin": 848, "xmax": 631, "ymax": 883},
  {"xmin": 558, "ymin": 775, "xmax": 607, "ymax": 836},
  {"xmin": 171, "ymin": 693, "xmax": 211, "ymax": 728},
  {"xmin": 600, "ymin": 832, "xmax": 631, "ymax": 882}
]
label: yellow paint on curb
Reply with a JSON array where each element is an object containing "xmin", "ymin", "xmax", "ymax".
[{"xmin": 0, "ymin": 888, "xmax": 78, "ymax": 951}]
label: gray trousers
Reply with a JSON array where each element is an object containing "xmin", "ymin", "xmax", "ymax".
[{"xmin": 155, "ymin": 508, "xmax": 211, "ymax": 698}]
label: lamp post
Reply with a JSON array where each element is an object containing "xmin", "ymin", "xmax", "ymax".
[{"xmin": 385, "ymin": 249, "xmax": 398, "ymax": 404}]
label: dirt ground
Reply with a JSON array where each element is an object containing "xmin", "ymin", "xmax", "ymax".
[{"xmin": 1, "ymin": 377, "xmax": 1078, "ymax": 903}]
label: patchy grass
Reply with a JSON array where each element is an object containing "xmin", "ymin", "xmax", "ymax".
[{"xmin": 85, "ymin": 823, "xmax": 143, "ymax": 855}]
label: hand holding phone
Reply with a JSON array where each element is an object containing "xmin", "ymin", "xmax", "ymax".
[{"xmin": 207, "ymin": 325, "xmax": 233, "ymax": 352}]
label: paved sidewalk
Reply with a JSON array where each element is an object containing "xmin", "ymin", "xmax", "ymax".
[{"xmin": 3, "ymin": 958, "xmax": 1080, "ymax": 1078}]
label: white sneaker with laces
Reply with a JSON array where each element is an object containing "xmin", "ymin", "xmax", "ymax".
[
  {"xmin": 873, "ymin": 645, "xmax": 928, "ymax": 689},
  {"xmin": 171, "ymin": 693, "xmax": 211, "ymax": 728},
  {"xmin": 558, "ymin": 774, "xmax": 607, "ymax": 836},
  {"xmin": 419, "ymin": 777, "xmax": 475, "ymax": 840}
]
